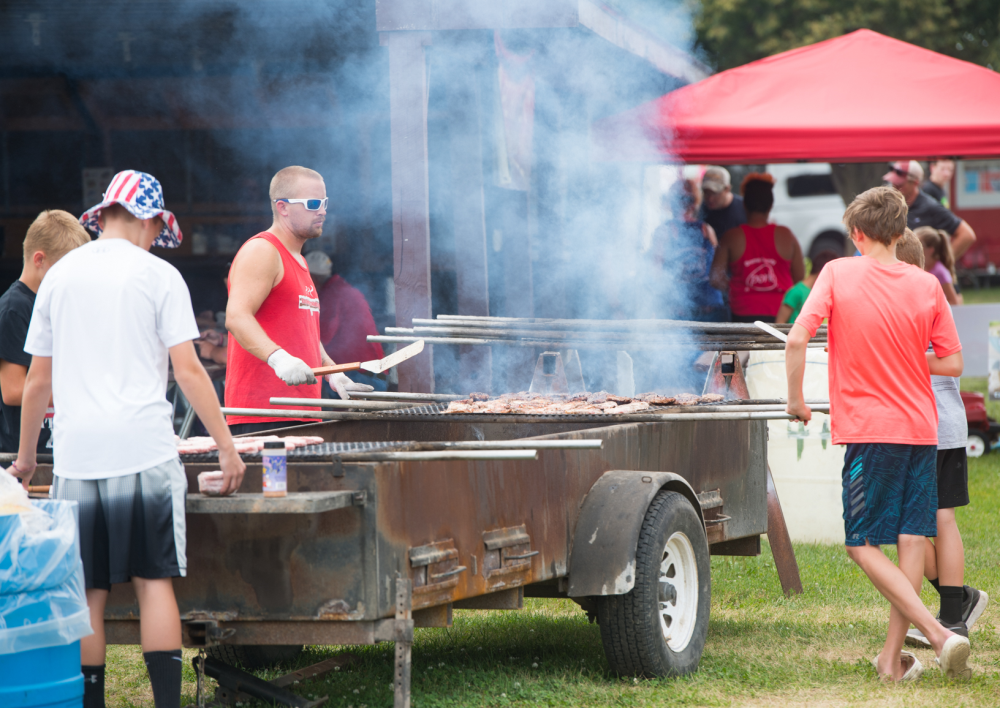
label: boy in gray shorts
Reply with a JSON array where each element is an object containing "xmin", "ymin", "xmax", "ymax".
[
  {"xmin": 11, "ymin": 171, "xmax": 246, "ymax": 708},
  {"xmin": 894, "ymin": 232, "xmax": 989, "ymax": 645}
]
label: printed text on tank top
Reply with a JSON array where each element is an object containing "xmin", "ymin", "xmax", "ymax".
[
  {"xmin": 742, "ymin": 257, "xmax": 780, "ymax": 292},
  {"xmin": 299, "ymin": 285, "xmax": 320, "ymax": 315}
]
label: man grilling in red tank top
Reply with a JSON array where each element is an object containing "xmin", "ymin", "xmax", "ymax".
[
  {"xmin": 710, "ymin": 173, "xmax": 805, "ymax": 323},
  {"xmin": 224, "ymin": 166, "xmax": 373, "ymax": 435}
]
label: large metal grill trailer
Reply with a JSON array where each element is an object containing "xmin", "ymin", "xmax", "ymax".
[
  {"xmin": 175, "ymin": 412, "xmax": 769, "ymax": 707},
  {"xmin": 16, "ymin": 319, "xmax": 826, "ymax": 708}
]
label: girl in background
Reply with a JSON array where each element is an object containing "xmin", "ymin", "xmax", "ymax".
[{"xmin": 917, "ymin": 226, "xmax": 962, "ymax": 305}]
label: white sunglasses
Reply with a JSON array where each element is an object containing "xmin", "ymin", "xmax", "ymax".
[{"xmin": 274, "ymin": 197, "xmax": 328, "ymax": 211}]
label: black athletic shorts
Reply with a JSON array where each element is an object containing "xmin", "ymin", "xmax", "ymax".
[
  {"xmin": 936, "ymin": 447, "xmax": 969, "ymax": 509},
  {"xmin": 51, "ymin": 457, "xmax": 187, "ymax": 590}
]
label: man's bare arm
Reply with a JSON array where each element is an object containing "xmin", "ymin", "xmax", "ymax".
[
  {"xmin": 0, "ymin": 360, "xmax": 27, "ymax": 407},
  {"xmin": 927, "ymin": 350, "xmax": 963, "ymax": 377},
  {"xmin": 319, "ymin": 340, "xmax": 335, "ymax": 368},
  {"xmin": 950, "ymin": 221, "xmax": 976, "ymax": 260},
  {"xmin": 226, "ymin": 239, "xmax": 284, "ymax": 362},
  {"xmin": 11, "ymin": 356, "xmax": 52, "ymax": 488},
  {"xmin": 170, "ymin": 341, "xmax": 246, "ymax": 495},
  {"xmin": 784, "ymin": 323, "xmax": 812, "ymax": 423},
  {"xmin": 709, "ymin": 233, "xmax": 731, "ymax": 291}
]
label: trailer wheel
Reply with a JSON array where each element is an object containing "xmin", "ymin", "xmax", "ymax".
[
  {"xmin": 967, "ymin": 431, "xmax": 990, "ymax": 458},
  {"xmin": 206, "ymin": 644, "xmax": 303, "ymax": 671},
  {"xmin": 596, "ymin": 490, "xmax": 710, "ymax": 678}
]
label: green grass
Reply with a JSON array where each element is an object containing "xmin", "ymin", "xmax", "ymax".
[
  {"xmin": 105, "ymin": 460, "xmax": 1000, "ymax": 707},
  {"xmin": 958, "ymin": 287, "xmax": 1000, "ymax": 305}
]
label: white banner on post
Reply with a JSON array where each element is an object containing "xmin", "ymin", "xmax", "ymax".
[{"xmin": 989, "ymin": 321, "xmax": 1000, "ymax": 400}]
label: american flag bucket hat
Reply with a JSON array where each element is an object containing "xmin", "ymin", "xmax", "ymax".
[{"xmin": 80, "ymin": 170, "xmax": 182, "ymax": 248}]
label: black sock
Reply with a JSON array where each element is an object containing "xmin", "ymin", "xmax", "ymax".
[
  {"xmin": 82, "ymin": 665, "xmax": 105, "ymax": 708},
  {"xmin": 939, "ymin": 585, "xmax": 965, "ymax": 625},
  {"xmin": 929, "ymin": 577, "xmax": 941, "ymax": 593},
  {"xmin": 144, "ymin": 650, "xmax": 182, "ymax": 708}
]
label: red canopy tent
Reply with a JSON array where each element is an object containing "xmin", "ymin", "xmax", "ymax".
[{"xmin": 593, "ymin": 29, "xmax": 1000, "ymax": 164}]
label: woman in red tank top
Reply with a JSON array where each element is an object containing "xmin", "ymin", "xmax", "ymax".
[{"xmin": 710, "ymin": 173, "xmax": 805, "ymax": 322}]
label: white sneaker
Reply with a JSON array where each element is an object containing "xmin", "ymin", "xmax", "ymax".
[
  {"xmin": 871, "ymin": 651, "xmax": 924, "ymax": 682},
  {"xmin": 936, "ymin": 634, "xmax": 972, "ymax": 679}
]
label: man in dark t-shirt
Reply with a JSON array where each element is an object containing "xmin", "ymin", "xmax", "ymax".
[
  {"xmin": 884, "ymin": 161, "xmax": 976, "ymax": 258},
  {"xmin": 700, "ymin": 166, "xmax": 747, "ymax": 238},
  {"xmin": 0, "ymin": 210, "xmax": 90, "ymax": 452},
  {"xmin": 0, "ymin": 282, "xmax": 50, "ymax": 452}
]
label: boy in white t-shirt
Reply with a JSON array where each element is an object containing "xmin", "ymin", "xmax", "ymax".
[{"xmin": 10, "ymin": 171, "xmax": 246, "ymax": 708}]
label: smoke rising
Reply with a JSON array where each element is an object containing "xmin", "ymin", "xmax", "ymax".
[{"xmin": 2, "ymin": 0, "xmax": 707, "ymax": 395}]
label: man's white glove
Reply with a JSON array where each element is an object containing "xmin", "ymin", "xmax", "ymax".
[
  {"xmin": 326, "ymin": 372, "xmax": 375, "ymax": 400},
  {"xmin": 267, "ymin": 349, "xmax": 317, "ymax": 386}
]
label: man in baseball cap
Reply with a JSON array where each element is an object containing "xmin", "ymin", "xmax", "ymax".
[
  {"xmin": 884, "ymin": 161, "xmax": 976, "ymax": 258},
  {"xmin": 700, "ymin": 166, "xmax": 747, "ymax": 241},
  {"xmin": 12, "ymin": 170, "xmax": 245, "ymax": 708}
]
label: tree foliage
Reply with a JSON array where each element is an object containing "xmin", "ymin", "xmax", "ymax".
[{"xmin": 689, "ymin": 0, "xmax": 1000, "ymax": 71}]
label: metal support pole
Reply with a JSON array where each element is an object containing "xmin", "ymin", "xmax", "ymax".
[
  {"xmin": 385, "ymin": 31, "xmax": 435, "ymax": 392},
  {"xmin": 394, "ymin": 576, "xmax": 413, "ymax": 708},
  {"xmin": 766, "ymin": 464, "xmax": 803, "ymax": 596}
]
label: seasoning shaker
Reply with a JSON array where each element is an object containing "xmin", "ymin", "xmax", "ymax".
[{"xmin": 262, "ymin": 441, "xmax": 287, "ymax": 497}]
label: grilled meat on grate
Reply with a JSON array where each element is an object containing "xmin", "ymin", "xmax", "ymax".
[{"xmin": 444, "ymin": 392, "xmax": 724, "ymax": 414}]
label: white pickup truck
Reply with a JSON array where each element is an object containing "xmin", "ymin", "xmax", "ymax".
[{"xmin": 766, "ymin": 163, "xmax": 848, "ymax": 259}]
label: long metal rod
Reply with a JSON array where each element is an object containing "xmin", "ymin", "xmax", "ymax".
[
  {"xmin": 408, "ymin": 440, "xmax": 601, "ymax": 450},
  {"xmin": 422, "ymin": 409, "xmax": 829, "ymax": 423},
  {"xmin": 394, "ymin": 325, "xmax": 826, "ymax": 343},
  {"xmin": 270, "ymin": 397, "xmax": 415, "ymax": 410},
  {"xmin": 369, "ymin": 336, "xmax": 820, "ymax": 351},
  {"xmin": 339, "ymin": 450, "xmax": 539, "ymax": 461},
  {"xmin": 422, "ymin": 319, "xmax": 827, "ymax": 337},
  {"xmin": 426, "ymin": 315, "xmax": 827, "ymax": 335},
  {"xmin": 353, "ymin": 391, "xmax": 466, "ymax": 402},
  {"xmin": 222, "ymin": 407, "xmax": 351, "ymax": 420}
]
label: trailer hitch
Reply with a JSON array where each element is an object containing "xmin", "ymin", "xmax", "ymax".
[{"xmin": 184, "ymin": 619, "xmax": 236, "ymax": 647}]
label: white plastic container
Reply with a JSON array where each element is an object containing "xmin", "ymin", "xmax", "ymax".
[{"xmin": 744, "ymin": 349, "xmax": 845, "ymax": 544}]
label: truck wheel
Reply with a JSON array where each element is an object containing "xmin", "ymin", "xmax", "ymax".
[
  {"xmin": 967, "ymin": 431, "xmax": 990, "ymax": 458},
  {"xmin": 206, "ymin": 644, "xmax": 303, "ymax": 670},
  {"xmin": 596, "ymin": 490, "xmax": 710, "ymax": 678}
]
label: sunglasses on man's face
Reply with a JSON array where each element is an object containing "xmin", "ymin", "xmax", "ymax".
[
  {"xmin": 274, "ymin": 197, "xmax": 328, "ymax": 211},
  {"xmin": 889, "ymin": 168, "xmax": 911, "ymax": 179}
]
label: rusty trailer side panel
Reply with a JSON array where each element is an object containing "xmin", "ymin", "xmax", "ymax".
[{"xmin": 103, "ymin": 419, "xmax": 766, "ymax": 642}]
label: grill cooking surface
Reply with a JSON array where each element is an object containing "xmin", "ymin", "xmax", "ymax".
[{"xmin": 377, "ymin": 399, "xmax": 788, "ymax": 418}]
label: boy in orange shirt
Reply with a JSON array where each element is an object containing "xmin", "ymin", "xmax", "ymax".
[{"xmin": 785, "ymin": 186, "xmax": 970, "ymax": 682}]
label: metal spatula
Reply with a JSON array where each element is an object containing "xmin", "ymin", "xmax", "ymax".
[{"xmin": 311, "ymin": 340, "xmax": 425, "ymax": 377}]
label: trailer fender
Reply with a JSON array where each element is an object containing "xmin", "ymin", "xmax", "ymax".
[{"xmin": 567, "ymin": 470, "xmax": 704, "ymax": 598}]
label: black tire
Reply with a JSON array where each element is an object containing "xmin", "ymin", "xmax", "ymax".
[
  {"xmin": 808, "ymin": 232, "xmax": 846, "ymax": 260},
  {"xmin": 206, "ymin": 644, "xmax": 304, "ymax": 671},
  {"xmin": 596, "ymin": 490, "xmax": 710, "ymax": 678}
]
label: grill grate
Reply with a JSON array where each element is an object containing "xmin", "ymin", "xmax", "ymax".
[
  {"xmin": 375, "ymin": 399, "xmax": 790, "ymax": 419},
  {"xmin": 180, "ymin": 440, "xmax": 412, "ymax": 463}
]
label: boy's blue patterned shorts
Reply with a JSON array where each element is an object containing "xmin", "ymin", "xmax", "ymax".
[{"xmin": 842, "ymin": 443, "xmax": 937, "ymax": 547}]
